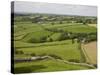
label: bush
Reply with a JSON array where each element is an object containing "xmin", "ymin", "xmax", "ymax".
[
  {"xmin": 51, "ymin": 22, "xmax": 55, "ymax": 25},
  {"xmin": 38, "ymin": 53, "xmax": 47, "ymax": 56},
  {"xmin": 58, "ymin": 33, "xmax": 69, "ymax": 41},
  {"xmin": 93, "ymin": 64, "xmax": 97, "ymax": 68},
  {"xmin": 85, "ymin": 33, "xmax": 97, "ymax": 43},
  {"xmin": 28, "ymin": 36, "xmax": 48, "ymax": 43},
  {"xmin": 72, "ymin": 39, "xmax": 75, "ymax": 44},
  {"xmin": 49, "ymin": 54, "xmax": 62, "ymax": 59},
  {"xmin": 48, "ymin": 38, "xmax": 53, "ymax": 42},
  {"xmin": 40, "ymin": 36, "xmax": 47, "ymax": 43},
  {"xmin": 59, "ymin": 21, "xmax": 63, "ymax": 24},
  {"xmin": 28, "ymin": 38, "xmax": 38, "ymax": 43},
  {"xmin": 31, "ymin": 53, "xmax": 36, "ymax": 56},
  {"xmin": 15, "ymin": 50, "xmax": 24, "ymax": 54},
  {"xmin": 68, "ymin": 59, "xmax": 80, "ymax": 63}
]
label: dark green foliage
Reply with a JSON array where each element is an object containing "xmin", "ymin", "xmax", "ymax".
[
  {"xmin": 72, "ymin": 39, "xmax": 75, "ymax": 44},
  {"xmin": 69, "ymin": 33, "xmax": 77, "ymax": 39},
  {"xmin": 48, "ymin": 54, "xmax": 62, "ymax": 59},
  {"xmin": 14, "ymin": 65, "xmax": 46, "ymax": 74},
  {"xmin": 28, "ymin": 36, "xmax": 47, "ymax": 43},
  {"xmin": 31, "ymin": 53, "xmax": 36, "ymax": 56},
  {"xmin": 28, "ymin": 38, "xmax": 38, "ymax": 43},
  {"xmin": 68, "ymin": 59, "xmax": 80, "ymax": 63},
  {"xmin": 38, "ymin": 53, "xmax": 47, "ymax": 56},
  {"xmin": 51, "ymin": 22, "xmax": 55, "ymax": 25},
  {"xmin": 93, "ymin": 64, "xmax": 97, "ymax": 68},
  {"xmin": 15, "ymin": 50, "xmax": 24, "ymax": 54},
  {"xmin": 32, "ymin": 16, "xmax": 43, "ymax": 23},
  {"xmin": 86, "ymin": 33, "xmax": 97, "ymax": 43},
  {"xmin": 58, "ymin": 32, "xmax": 69, "ymax": 41},
  {"xmin": 40, "ymin": 36, "xmax": 47, "ymax": 43},
  {"xmin": 48, "ymin": 38, "xmax": 53, "ymax": 42},
  {"xmin": 59, "ymin": 21, "xmax": 63, "ymax": 24}
]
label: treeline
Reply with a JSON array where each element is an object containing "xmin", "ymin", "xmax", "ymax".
[
  {"xmin": 44, "ymin": 27, "xmax": 97, "ymax": 43},
  {"xmin": 28, "ymin": 29, "xmax": 97, "ymax": 43},
  {"xmin": 56, "ymin": 32, "xmax": 97, "ymax": 43},
  {"xmin": 14, "ymin": 14, "xmax": 97, "ymax": 24}
]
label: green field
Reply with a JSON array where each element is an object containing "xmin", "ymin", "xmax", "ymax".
[
  {"xmin": 13, "ymin": 14, "xmax": 97, "ymax": 73},
  {"xmin": 14, "ymin": 59, "xmax": 90, "ymax": 74}
]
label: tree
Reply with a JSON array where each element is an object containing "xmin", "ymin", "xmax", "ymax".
[
  {"xmin": 72, "ymin": 38, "xmax": 75, "ymax": 44},
  {"xmin": 31, "ymin": 53, "xmax": 36, "ymax": 56},
  {"xmin": 28, "ymin": 38, "xmax": 38, "ymax": 43},
  {"xmin": 40, "ymin": 36, "xmax": 47, "ymax": 43},
  {"xmin": 15, "ymin": 50, "xmax": 24, "ymax": 54},
  {"xmin": 32, "ymin": 16, "xmax": 43, "ymax": 23},
  {"xmin": 51, "ymin": 22, "xmax": 55, "ymax": 25},
  {"xmin": 59, "ymin": 21, "xmax": 63, "ymax": 24},
  {"xmin": 49, "ymin": 38, "xmax": 53, "ymax": 42},
  {"xmin": 58, "ymin": 33, "xmax": 69, "ymax": 41}
]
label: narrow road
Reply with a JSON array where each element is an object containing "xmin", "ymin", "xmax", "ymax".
[{"xmin": 15, "ymin": 55, "xmax": 96, "ymax": 69}]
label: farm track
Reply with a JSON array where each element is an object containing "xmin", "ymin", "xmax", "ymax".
[
  {"xmin": 81, "ymin": 44, "xmax": 92, "ymax": 63},
  {"xmin": 15, "ymin": 55, "xmax": 95, "ymax": 69},
  {"xmin": 78, "ymin": 43, "xmax": 86, "ymax": 63},
  {"xmin": 81, "ymin": 42, "xmax": 97, "ymax": 64}
]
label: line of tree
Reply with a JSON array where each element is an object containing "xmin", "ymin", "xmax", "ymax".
[{"xmin": 14, "ymin": 14, "xmax": 97, "ymax": 25}]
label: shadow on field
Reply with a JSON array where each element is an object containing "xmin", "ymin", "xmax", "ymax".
[{"xmin": 14, "ymin": 65, "xmax": 47, "ymax": 74}]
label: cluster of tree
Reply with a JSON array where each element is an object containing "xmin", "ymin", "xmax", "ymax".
[
  {"xmin": 45, "ymin": 28, "xmax": 64, "ymax": 33},
  {"xmin": 58, "ymin": 32, "xmax": 70, "ymax": 41},
  {"xmin": 85, "ymin": 33, "xmax": 97, "ymax": 43},
  {"xmin": 68, "ymin": 59, "xmax": 80, "ymax": 63},
  {"xmin": 31, "ymin": 15, "xmax": 97, "ymax": 24},
  {"xmin": 15, "ymin": 50, "xmax": 24, "ymax": 54},
  {"xmin": 14, "ymin": 14, "xmax": 97, "ymax": 25},
  {"xmin": 76, "ymin": 18, "xmax": 97, "ymax": 24},
  {"xmin": 28, "ymin": 36, "xmax": 53, "ymax": 43},
  {"xmin": 28, "ymin": 30, "xmax": 96, "ymax": 44},
  {"xmin": 57, "ymin": 32, "xmax": 97, "ymax": 43},
  {"xmin": 30, "ymin": 53, "xmax": 47, "ymax": 57}
]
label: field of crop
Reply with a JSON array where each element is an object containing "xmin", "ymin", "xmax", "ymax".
[
  {"xmin": 13, "ymin": 14, "xmax": 97, "ymax": 73},
  {"xmin": 82, "ymin": 41, "xmax": 97, "ymax": 64}
]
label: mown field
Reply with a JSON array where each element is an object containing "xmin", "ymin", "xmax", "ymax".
[{"xmin": 13, "ymin": 15, "xmax": 97, "ymax": 74}]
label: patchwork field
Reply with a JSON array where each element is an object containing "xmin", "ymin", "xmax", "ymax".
[{"xmin": 13, "ymin": 14, "xmax": 97, "ymax": 73}]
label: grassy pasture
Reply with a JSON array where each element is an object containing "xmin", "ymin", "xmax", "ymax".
[
  {"xmin": 14, "ymin": 22, "xmax": 43, "ymax": 36},
  {"xmin": 14, "ymin": 22, "xmax": 97, "ymax": 42},
  {"xmin": 13, "ymin": 15, "xmax": 97, "ymax": 73},
  {"xmin": 43, "ymin": 23, "xmax": 96, "ymax": 33},
  {"xmin": 58, "ymin": 25, "xmax": 96, "ymax": 33},
  {"xmin": 16, "ymin": 40, "xmax": 82, "ymax": 61},
  {"xmin": 21, "ymin": 30, "xmax": 53, "ymax": 42},
  {"xmin": 14, "ymin": 59, "xmax": 90, "ymax": 74}
]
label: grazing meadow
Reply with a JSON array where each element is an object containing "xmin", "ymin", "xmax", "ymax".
[{"xmin": 13, "ymin": 13, "xmax": 97, "ymax": 74}]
